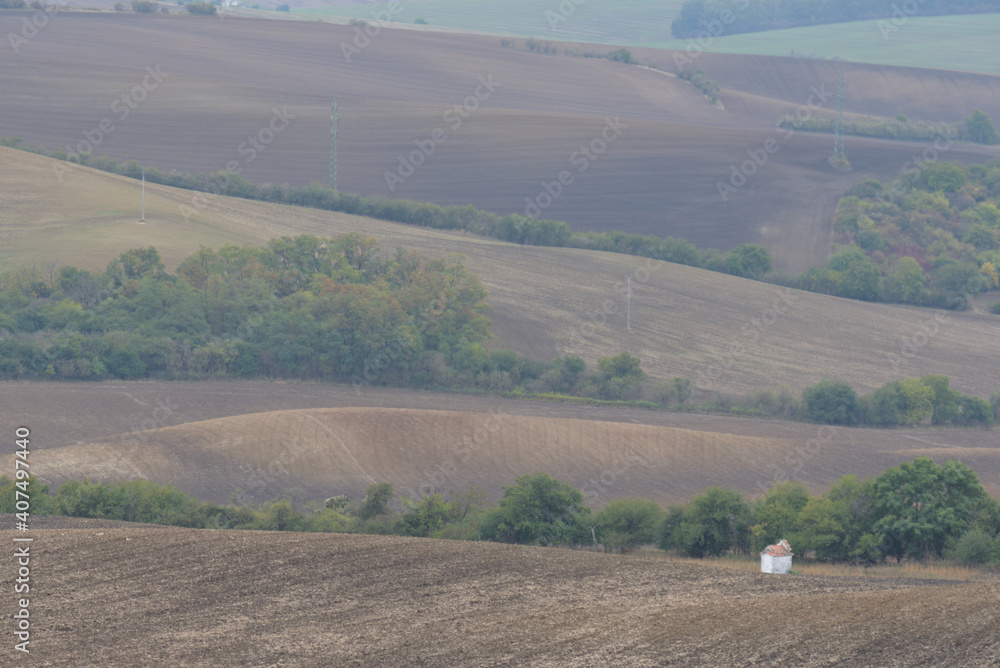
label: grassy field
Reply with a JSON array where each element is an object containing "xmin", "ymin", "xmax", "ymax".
[
  {"xmin": 251, "ymin": 2, "xmax": 1000, "ymax": 75},
  {"xmin": 641, "ymin": 14, "xmax": 1000, "ymax": 76},
  {"xmin": 1, "ymin": 523, "xmax": 997, "ymax": 666},
  {"xmin": 2, "ymin": 14, "xmax": 999, "ymax": 274},
  {"xmin": 290, "ymin": 0, "xmax": 687, "ymax": 44}
]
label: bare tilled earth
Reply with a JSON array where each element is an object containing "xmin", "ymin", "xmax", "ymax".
[
  {"xmin": 4, "ymin": 382, "xmax": 999, "ymax": 506},
  {"xmin": 2, "ymin": 15, "xmax": 1000, "ymax": 270},
  {"xmin": 0, "ymin": 527, "xmax": 996, "ymax": 667}
]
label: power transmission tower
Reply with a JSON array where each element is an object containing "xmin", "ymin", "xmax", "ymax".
[
  {"xmin": 330, "ymin": 98, "xmax": 338, "ymax": 191},
  {"xmin": 833, "ymin": 61, "xmax": 845, "ymax": 161}
]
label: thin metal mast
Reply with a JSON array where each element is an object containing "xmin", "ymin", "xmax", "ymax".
[
  {"xmin": 627, "ymin": 270, "xmax": 631, "ymax": 331},
  {"xmin": 834, "ymin": 62, "xmax": 845, "ymax": 160},
  {"xmin": 330, "ymin": 98, "xmax": 338, "ymax": 191}
]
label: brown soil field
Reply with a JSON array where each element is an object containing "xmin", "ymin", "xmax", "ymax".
[
  {"xmin": 2, "ymin": 149, "xmax": 998, "ymax": 398},
  {"xmin": 0, "ymin": 526, "xmax": 996, "ymax": 666},
  {"xmin": 4, "ymin": 381, "xmax": 999, "ymax": 506},
  {"xmin": 1, "ymin": 15, "xmax": 999, "ymax": 271}
]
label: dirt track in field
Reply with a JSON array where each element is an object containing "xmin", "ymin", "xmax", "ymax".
[
  {"xmin": 1, "ymin": 526, "xmax": 996, "ymax": 666},
  {"xmin": 2, "ymin": 14, "xmax": 999, "ymax": 272}
]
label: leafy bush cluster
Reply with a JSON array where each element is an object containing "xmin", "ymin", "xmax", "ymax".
[
  {"xmin": 8, "ymin": 459, "xmax": 1000, "ymax": 566},
  {"xmin": 779, "ymin": 109, "xmax": 997, "ymax": 145},
  {"xmin": 665, "ymin": 458, "xmax": 1000, "ymax": 564},
  {"xmin": 800, "ymin": 159, "xmax": 1000, "ymax": 307},
  {"xmin": 802, "ymin": 375, "xmax": 995, "ymax": 427},
  {"xmin": 671, "ymin": 0, "xmax": 1000, "ymax": 38},
  {"xmin": 678, "ymin": 69, "xmax": 721, "ymax": 104},
  {"xmin": 0, "ymin": 236, "xmax": 494, "ymax": 384}
]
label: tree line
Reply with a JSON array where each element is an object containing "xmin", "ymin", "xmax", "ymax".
[
  {"xmin": 671, "ymin": 0, "xmax": 1000, "ymax": 38},
  {"xmin": 2, "ymin": 252, "xmax": 998, "ymax": 426},
  {"xmin": 5, "ymin": 457, "xmax": 1000, "ymax": 566},
  {"xmin": 2, "ymin": 139, "xmax": 998, "ymax": 312}
]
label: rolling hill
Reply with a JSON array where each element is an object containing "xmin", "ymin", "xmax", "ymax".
[
  {"xmin": 2, "ymin": 146, "xmax": 999, "ymax": 398},
  {"xmin": 13, "ymin": 402, "xmax": 1000, "ymax": 506},
  {"xmin": 1, "ymin": 524, "xmax": 997, "ymax": 666},
  {"xmin": 2, "ymin": 14, "xmax": 999, "ymax": 272}
]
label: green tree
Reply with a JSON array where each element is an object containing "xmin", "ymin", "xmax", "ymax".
[
  {"xmin": 965, "ymin": 109, "xmax": 999, "ymax": 145},
  {"xmin": 358, "ymin": 482, "xmax": 394, "ymax": 521},
  {"xmin": 825, "ymin": 247, "xmax": 882, "ymax": 301},
  {"xmin": 667, "ymin": 487, "xmax": 752, "ymax": 558},
  {"xmin": 396, "ymin": 493, "xmax": 451, "ymax": 537},
  {"xmin": 919, "ymin": 375, "xmax": 960, "ymax": 425},
  {"xmin": 750, "ymin": 481, "xmax": 809, "ymax": 552},
  {"xmin": 724, "ymin": 244, "xmax": 773, "ymax": 279},
  {"xmin": 883, "ymin": 257, "xmax": 925, "ymax": 304},
  {"xmin": 794, "ymin": 474, "xmax": 879, "ymax": 562},
  {"xmin": 802, "ymin": 380, "xmax": 860, "ymax": 425},
  {"xmin": 922, "ymin": 162, "xmax": 967, "ymax": 193},
  {"xmin": 868, "ymin": 378, "xmax": 934, "ymax": 426},
  {"xmin": 185, "ymin": 1, "xmax": 216, "ymax": 14},
  {"xmin": 872, "ymin": 458, "xmax": 988, "ymax": 560},
  {"xmin": 105, "ymin": 246, "xmax": 165, "ymax": 289},
  {"xmin": 479, "ymin": 473, "xmax": 587, "ymax": 545},
  {"xmin": 594, "ymin": 498, "xmax": 664, "ymax": 552},
  {"xmin": 597, "ymin": 351, "xmax": 645, "ymax": 400}
]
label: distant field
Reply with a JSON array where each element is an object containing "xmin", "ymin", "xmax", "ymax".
[
  {"xmin": 252, "ymin": 3, "xmax": 1000, "ymax": 75},
  {"xmin": 3, "ymin": 14, "xmax": 999, "ymax": 274},
  {"xmin": 290, "ymin": 0, "xmax": 685, "ymax": 43},
  {"xmin": 641, "ymin": 14, "xmax": 1000, "ymax": 75}
]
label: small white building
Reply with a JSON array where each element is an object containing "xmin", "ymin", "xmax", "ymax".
[{"xmin": 760, "ymin": 539, "xmax": 793, "ymax": 574}]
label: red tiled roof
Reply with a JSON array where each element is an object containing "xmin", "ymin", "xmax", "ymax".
[{"xmin": 760, "ymin": 539, "xmax": 793, "ymax": 557}]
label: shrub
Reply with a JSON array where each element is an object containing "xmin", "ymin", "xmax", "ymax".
[
  {"xmin": 802, "ymin": 380, "xmax": 860, "ymax": 425},
  {"xmin": 132, "ymin": 0, "xmax": 158, "ymax": 11},
  {"xmin": 185, "ymin": 1, "xmax": 216, "ymax": 14},
  {"xmin": 949, "ymin": 528, "xmax": 994, "ymax": 564}
]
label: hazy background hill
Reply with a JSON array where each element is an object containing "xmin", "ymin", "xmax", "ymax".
[{"xmin": 2, "ymin": 15, "xmax": 999, "ymax": 272}]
